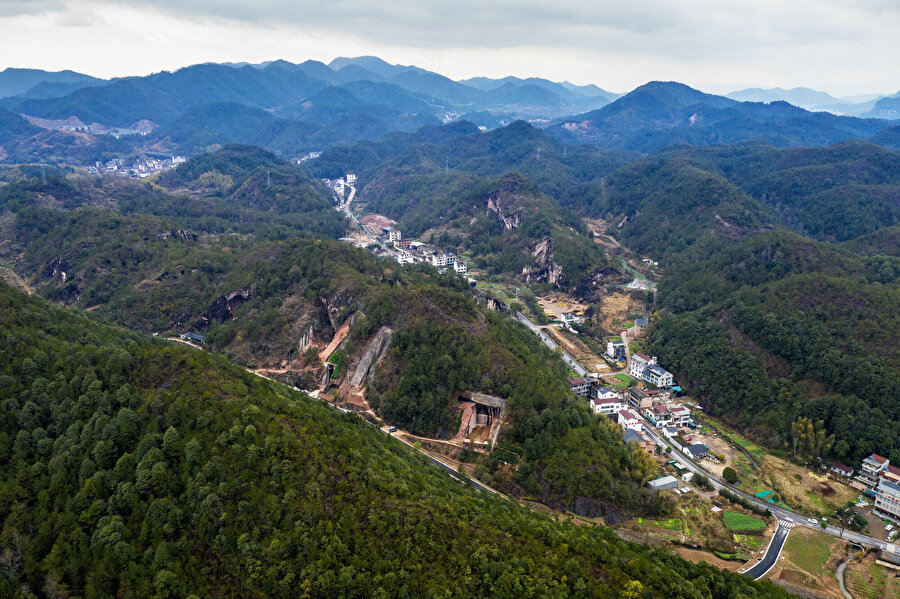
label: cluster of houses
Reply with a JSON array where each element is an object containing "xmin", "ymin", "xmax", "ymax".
[
  {"xmin": 830, "ymin": 454, "xmax": 900, "ymax": 522},
  {"xmin": 569, "ymin": 377, "xmax": 698, "ymax": 458},
  {"xmin": 629, "ymin": 353, "xmax": 674, "ymax": 388},
  {"xmin": 378, "ymin": 227, "xmax": 468, "ymax": 273},
  {"xmin": 83, "ymin": 155, "xmax": 186, "ymax": 178}
]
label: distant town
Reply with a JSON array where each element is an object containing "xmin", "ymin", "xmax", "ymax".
[{"xmin": 82, "ymin": 155, "xmax": 186, "ymax": 178}]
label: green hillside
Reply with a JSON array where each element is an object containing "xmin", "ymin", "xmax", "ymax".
[
  {"xmin": 0, "ymin": 281, "xmax": 789, "ymax": 598},
  {"xmin": 583, "ymin": 144, "xmax": 900, "ymax": 464}
]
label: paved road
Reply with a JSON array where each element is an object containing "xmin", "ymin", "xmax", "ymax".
[
  {"xmin": 514, "ymin": 312, "xmax": 588, "ymax": 377},
  {"xmin": 641, "ymin": 425, "xmax": 891, "ymax": 555},
  {"xmin": 743, "ymin": 520, "xmax": 793, "ymax": 580}
]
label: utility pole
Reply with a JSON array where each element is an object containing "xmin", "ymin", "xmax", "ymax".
[
  {"xmin": 445, "ymin": 157, "xmax": 449, "ymax": 173},
  {"xmin": 40, "ymin": 164, "xmax": 47, "ymax": 184},
  {"xmin": 563, "ymin": 145, "xmax": 567, "ymax": 158},
  {"xmin": 267, "ymin": 169, "xmax": 271, "ymax": 189}
]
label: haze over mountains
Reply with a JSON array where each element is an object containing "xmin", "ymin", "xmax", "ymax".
[{"xmin": 0, "ymin": 56, "xmax": 897, "ymax": 169}]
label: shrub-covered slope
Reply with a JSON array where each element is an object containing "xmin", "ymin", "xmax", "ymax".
[{"xmin": 0, "ymin": 281, "xmax": 791, "ymax": 598}]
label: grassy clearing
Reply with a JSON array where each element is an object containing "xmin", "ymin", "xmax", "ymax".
[
  {"xmin": 782, "ymin": 528, "xmax": 834, "ymax": 577},
  {"xmin": 723, "ymin": 511, "xmax": 766, "ymax": 532}
]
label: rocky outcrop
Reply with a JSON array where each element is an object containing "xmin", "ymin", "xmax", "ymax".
[
  {"xmin": 199, "ymin": 289, "xmax": 251, "ymax": 325},
  {"xmin": 349, "ymin": 326, "xmax": 392, "ymax": 387},
  {"xmin": 486, "ymin": 193, "xmax": 525, "ymax": 230},
  {"xmin": 521, "ymin": 238, "xmax": 564, "ymax": 285},
  {"xmin": 156, "ymin": 229, "xmax": 198, "ymax": 242},
  {"xmin": 42, "ymin": 258, "xmax": 70, "ymax": 282}
]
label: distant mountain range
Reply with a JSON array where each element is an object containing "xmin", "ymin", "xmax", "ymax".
[
  {"xmin": 546, "ymin": 81, "xmax": 893, "ymax": 152},
  {"xmin": 726, "ymin": 86, "xmax": 899, "ymax": 116},
  {"xmin": 0, "ymin": 58, "xmax": 898, "ymax": 164}
]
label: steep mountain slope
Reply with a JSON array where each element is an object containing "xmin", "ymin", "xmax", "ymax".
[
  {"xmin": 548, "ymin": 81, "xmax": 892, "ymax": 151},
  {"xmin": 0, "ymin": 280, "xmax": 788, "ymax": 598},
  {"xmin": 0, "ymin": 163, "xmax": 662, "ymax": 517},
  {"xmin": 581, "ymin": 144, "xmax": 900, "ymax": 465}
]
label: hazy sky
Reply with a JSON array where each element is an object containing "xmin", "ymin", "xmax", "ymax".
[{"xmin": 1, "ymin": 0, "xmax": 897, "ymax": 96}]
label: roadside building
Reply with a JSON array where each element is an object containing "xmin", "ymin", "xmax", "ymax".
[
  {"xmin": 647, "ymin": 475, "xmax": 679, "ymax": 491},
  {"xmin": 388, "ymin": 229, "xmax": 402, "ymax": 243},
  {"xmin": 874, "ymin": 478, "xmax": 900, "ymax": 522},
  {"xmin": 686, "ymin": 443, "xmax": 709, "ymax": 460},
  {"xmin": 645, "ymin": 404, "xmax": 672, "ymax": 426},
  {"xmin": 606, "ymin": 339, "xmax": 626, "ymax": 360},
  {"xmin": 590, "ymin": 397, "xmax": 627, "ymax": 415},
  {"xmin": 181, "ymin": 332, "xmax": 205, "ymax": 345},
  {"xmin": 624, "ymin": 428, "xmax": 655, "ymax": 453},
  {"xmin": 617, "ymin": 408, "xmax": 643, "ymax": 432},
  {"xmin": 453, "ymin": 260, "xmax": 467, "ymax": 274},
  {"xmin": 668, "ymin": 404, "xmax": 691, "ymax": 427},
  {"xmin": 568, "ymin": 378, "xmax": 592, "ymax": 397},
  {"xmin": 662, "ymin": 425, "xmax": 678, "ymax": 439},
  {"xmin": 857, "ymin": 454, "xmax": 890, "ymax": 487}
]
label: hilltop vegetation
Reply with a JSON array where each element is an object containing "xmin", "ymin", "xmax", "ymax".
[
  {"xmin": 578, "ymin": 142, "xmax": 900, "ymax": 464},
  {"xmin": 0, "ymin": 145, "xmax": 346, "ymax": 240},
  {"xmin": 0, "ymin": 280, "xmax": 790, "ymax": 598},
  {"xmin": 546, "ymin": 81, "xmax": 893, "ymax": 152},
  {"xmin": 0, "ymin": 158, "xmax": 668, "ymax": 517}
]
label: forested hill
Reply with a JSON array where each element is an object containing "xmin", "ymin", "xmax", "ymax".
[
  {"xmin": 576, "ymin": 141, "xmax": 900, "ymax": 465},
  {"xmin": 0, "ymin": 164, "xmax": 667, "ymax": 518},
  {"xmin": 545, "ymin": 81, "xmax": 893, "ymax": 151},
  {"xmin": 0, "ymin": 146, "xmax": 346, "ymax": 240},
  {"xmin": 0, "ymin": 280, "xmax": 790, "ymax": 597}
]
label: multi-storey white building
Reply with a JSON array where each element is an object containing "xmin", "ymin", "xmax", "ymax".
[
  {"xmin": 606, "ymin": 340, "xmax": 626, "ymax": 361},
  {"xmin": 875, "ymin": 478, "xmax": 900, "ymax": 522},
  {"xmin": 642, "ymin": 364, "xmax": 674, "ymax": 388},
  {"xmin": 453, "ymin": 260, "xmax": 467, "ymax": 274},
  {"xmin": 857, "ymin": 454, "xmax": 890, "ymax": 487},
  {"xmin": 629, "ymin": 353, "xmax": 656, "ymax": 378},
  {"xmin": 590, "ymin": 397, "xmax": 627, "ymax": 415},
  {"xmin": 596, "ymin": 386, "xmax": 618, "ymax": 401},
  {"xmin": 430, "ymin": 254, "xmax": 454, "ymax": 268}
]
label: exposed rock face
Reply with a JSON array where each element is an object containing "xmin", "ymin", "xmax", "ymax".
[
  {"xmin": 349, "ymin": 326, "xmax": 392, "ymax": 387},
  {"xmin": 484, "ymin": 297, "xmax": 508, "ymax": 312},
  {"xmin": 199, "ymin": 289, "xmax": 251, "ymax": 325},
  {"xmin": 521, "ymin": 238, "xmax": 564, "ymax": 285},
  {"xmin": 486, "ymin": 193, "xmax": 525, "ymax": 230},
  {"xmin": 156, "ymin": 229, "xmax": 198, "ymax": 242},
  {"xmin": 42, "ymin": 258, "xmax": 70, "ymax": 282}
]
